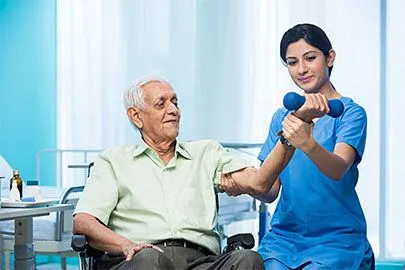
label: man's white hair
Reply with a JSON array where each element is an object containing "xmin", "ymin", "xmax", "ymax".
[{"xmin": 123, "ymin": 75, "xmax": 169, "ymax": 110}]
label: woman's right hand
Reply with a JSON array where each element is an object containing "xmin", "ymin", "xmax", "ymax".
[{"xmin": 293, "ymin": 93, "xmax": 329, "ymax": 122}]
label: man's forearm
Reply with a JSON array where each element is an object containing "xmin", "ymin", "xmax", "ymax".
[{"xmin": 73, "ymin": 213, "xmax": 132, "ymax": 254}]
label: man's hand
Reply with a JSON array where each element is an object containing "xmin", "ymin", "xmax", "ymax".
[
  {"xmin": 120, "ymin": 240, "xmax": 163, "ymax": 261},
  {"xmin": 293, "ymin": 93, "xmax": 329, "ymax": 123}
]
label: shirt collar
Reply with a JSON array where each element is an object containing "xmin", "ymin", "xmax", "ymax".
[
  {"xmin": 176, "ymin": 142, "xmax": 192, "ymax": 160},
  {"xmin": 132, "ymin": 140, "xmax": 192, "ymax": 160},
  {"xmin": 133, "ymin": 140, "xmax": 149, "ymax": 157}
]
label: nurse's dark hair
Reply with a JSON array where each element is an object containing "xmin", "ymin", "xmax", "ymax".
[{"xmin": 280, "ymin": 23, "xmax": 334, "ymax": 75}]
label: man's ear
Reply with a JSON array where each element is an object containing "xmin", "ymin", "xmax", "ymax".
[
  {"xmin": 327, "ymin": 49, "xmax": 336, "ymax": 67},
  {"xmin": 127, "ymin": 107, "xmax": 143, "ymax": 129}
]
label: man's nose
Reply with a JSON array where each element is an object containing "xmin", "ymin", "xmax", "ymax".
[{"xmin": 167, "ymin": 102, "xmax": 179, "ymax": 114}]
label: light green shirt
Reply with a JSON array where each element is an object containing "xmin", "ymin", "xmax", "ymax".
[{"xmin": 74, "ymin": 139, "xmax": 251, "ymax": 254}]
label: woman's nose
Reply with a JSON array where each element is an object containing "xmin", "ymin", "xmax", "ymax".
[{"xmin": 298, "ymin": 61, "xmax": 308, "ymax": 74}]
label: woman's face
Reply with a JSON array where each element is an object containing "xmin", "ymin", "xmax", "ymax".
[{"xmin": 285, "ymin": 39, "xmax": 334, "ymax": 94}]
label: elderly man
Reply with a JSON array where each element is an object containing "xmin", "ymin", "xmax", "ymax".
[{"xmin": 73, "ymin": 75, "xmax": 302, "ymax": 269}]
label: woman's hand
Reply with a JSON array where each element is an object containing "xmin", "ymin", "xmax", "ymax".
[
  {"xmin": 282, "ymin": 113, "xmax": 315, "ymax": 152},
  {"xmin": 220, "ymin": 172, "xmax": 245, "ymax": 196},
  {"xmin": 293, "ymin": 93, "xmax": 329, "ymax": 123}
]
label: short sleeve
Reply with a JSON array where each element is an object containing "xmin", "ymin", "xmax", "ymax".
[
  {"xmin": 73, "ymin": 152, "xmax": 119, "ymax": 225},
  {"xmin": 336, "ymin": 102, "xmax": 367, "ymax": 165},
  {"xmin": 258, "ymin": 108, "xmax": 288, "ymax": 162},
  {"xmin": 211, "ymin": 142, "xmax": 253, "ymax": 185}
]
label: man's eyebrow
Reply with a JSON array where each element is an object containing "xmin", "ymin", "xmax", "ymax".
[{"xmin": 153, "ymin": 96, "xmax": 165, "ymax": 103}]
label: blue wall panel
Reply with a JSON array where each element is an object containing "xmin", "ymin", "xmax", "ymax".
[{"xmin": 0, "ymin": 0, "xmax": 56, "ymax": 185}]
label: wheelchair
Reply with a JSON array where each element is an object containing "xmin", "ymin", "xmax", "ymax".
[
  {"xmin": 71, "ymin": 232, "xmax": 255, "ymax": 270},
  {"xmin": 70, "ymin": 162, "xmax": 256, "ymax": 269}
]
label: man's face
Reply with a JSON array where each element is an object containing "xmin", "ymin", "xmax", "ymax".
[{"xmin": 137, "ymin": 81, "xmax": 180, "ymax": 142}]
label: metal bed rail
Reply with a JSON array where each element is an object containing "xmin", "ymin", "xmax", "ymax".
[{"xmin": 35, "ymin": 148, "xmax": 103, "ymax": 189}]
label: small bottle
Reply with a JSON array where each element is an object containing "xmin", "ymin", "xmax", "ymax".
[
  {"xmin": 9, "ymin": 179, "xmax": 20, "ymax": 202},
  {"xmin": 9, "ymin": 170, "xmax": 23, "ymax": 198}
]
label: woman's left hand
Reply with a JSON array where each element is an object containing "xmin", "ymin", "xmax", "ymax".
[
  {"xmin": 294, "ymin": 93, "xmax": 329, "ymax": 122},
  {"xmin": 282, "ymin": 113, "xmax": 315, "ymax": 151}
]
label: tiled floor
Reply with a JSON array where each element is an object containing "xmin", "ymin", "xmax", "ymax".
[
  {"xmin": 1, "ymin": 263, "xmax": 77, "ymax": 270},
  {"xmin": 36, "ymin": 264, "xmax": 77, "ymax": 270},
  {"xmin": 376, "ymin": 262, "xmax": 405, "ymax": 270}
]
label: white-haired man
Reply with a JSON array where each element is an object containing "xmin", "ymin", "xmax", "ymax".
[{"xmin": 72, "ymin": 75, "xmax": 322, "ymax": 269}]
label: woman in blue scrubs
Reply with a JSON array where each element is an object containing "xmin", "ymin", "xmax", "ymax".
[{"xmin": 257, "ymin": 23, "xmax": 374, "ymax": 269}]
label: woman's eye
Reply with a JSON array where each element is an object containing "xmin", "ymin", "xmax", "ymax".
[
  {"xmin": 287, "ymin": 61, "xmax": 296, "ymax": 66},
  {"xmin": 307, "ymin": 56, "xmax": 316, "ymax": 61}
]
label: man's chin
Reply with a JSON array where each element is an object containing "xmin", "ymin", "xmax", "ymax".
[{"xmin": 166, "ymin": 129, "xmax": 179, "ymax": 140}]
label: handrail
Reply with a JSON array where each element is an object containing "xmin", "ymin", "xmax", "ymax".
[
  {"xmin": 221, "ymin": 142, "xmax": 262, "ymax": 157},
  {"xmin": 220, "ymin": 142, "xmax": 262, "ymax": 149},
  {"xmin": 54, "ymin": 185, "xmax": 84, "ymax": 241}
]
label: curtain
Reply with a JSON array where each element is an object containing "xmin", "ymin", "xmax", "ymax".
[{"xmin": 57, "ymin": 0, "xmax": 273, "ymax": 148}]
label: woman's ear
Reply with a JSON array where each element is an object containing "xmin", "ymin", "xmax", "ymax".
[
  {"xmin": 127, "ymin": 107, "xmax": 143, "ymax": 129},
  {"xmin": 327, "ymin": 49, "xmax": 336, "ymax": 67}
]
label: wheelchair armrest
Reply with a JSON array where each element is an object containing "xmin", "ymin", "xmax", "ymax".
[
  {"xmin": 71, "ymin": 234, "xmax": 87, "ymax": 252},
  {"xmin": 223, "ymin": 233, "xmax": 254, "ymax": 253},
  {"xmin": 71, "ymin": 234, "xmax": 105, "ymax": 257}
]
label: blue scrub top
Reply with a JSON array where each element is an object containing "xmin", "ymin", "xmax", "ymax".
[{"xmin": 257, "ymin": 97, "xmax": 373, "ymax": 269}]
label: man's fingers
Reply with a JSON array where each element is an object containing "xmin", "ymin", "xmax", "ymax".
[
  {"xmin": 134, "ymin": 244, "xmax": 153, "ymax": 252},
  {"xmin": 125, "ymin": 249, "xmax": 135, "ymax": 261},
  {"xmin": 125, "ymin": 243, "xmax": 158, "ymax": 261},
  {"xmin": 152, "ymin": 245, "xmax": 164, "ymax": 252}
]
